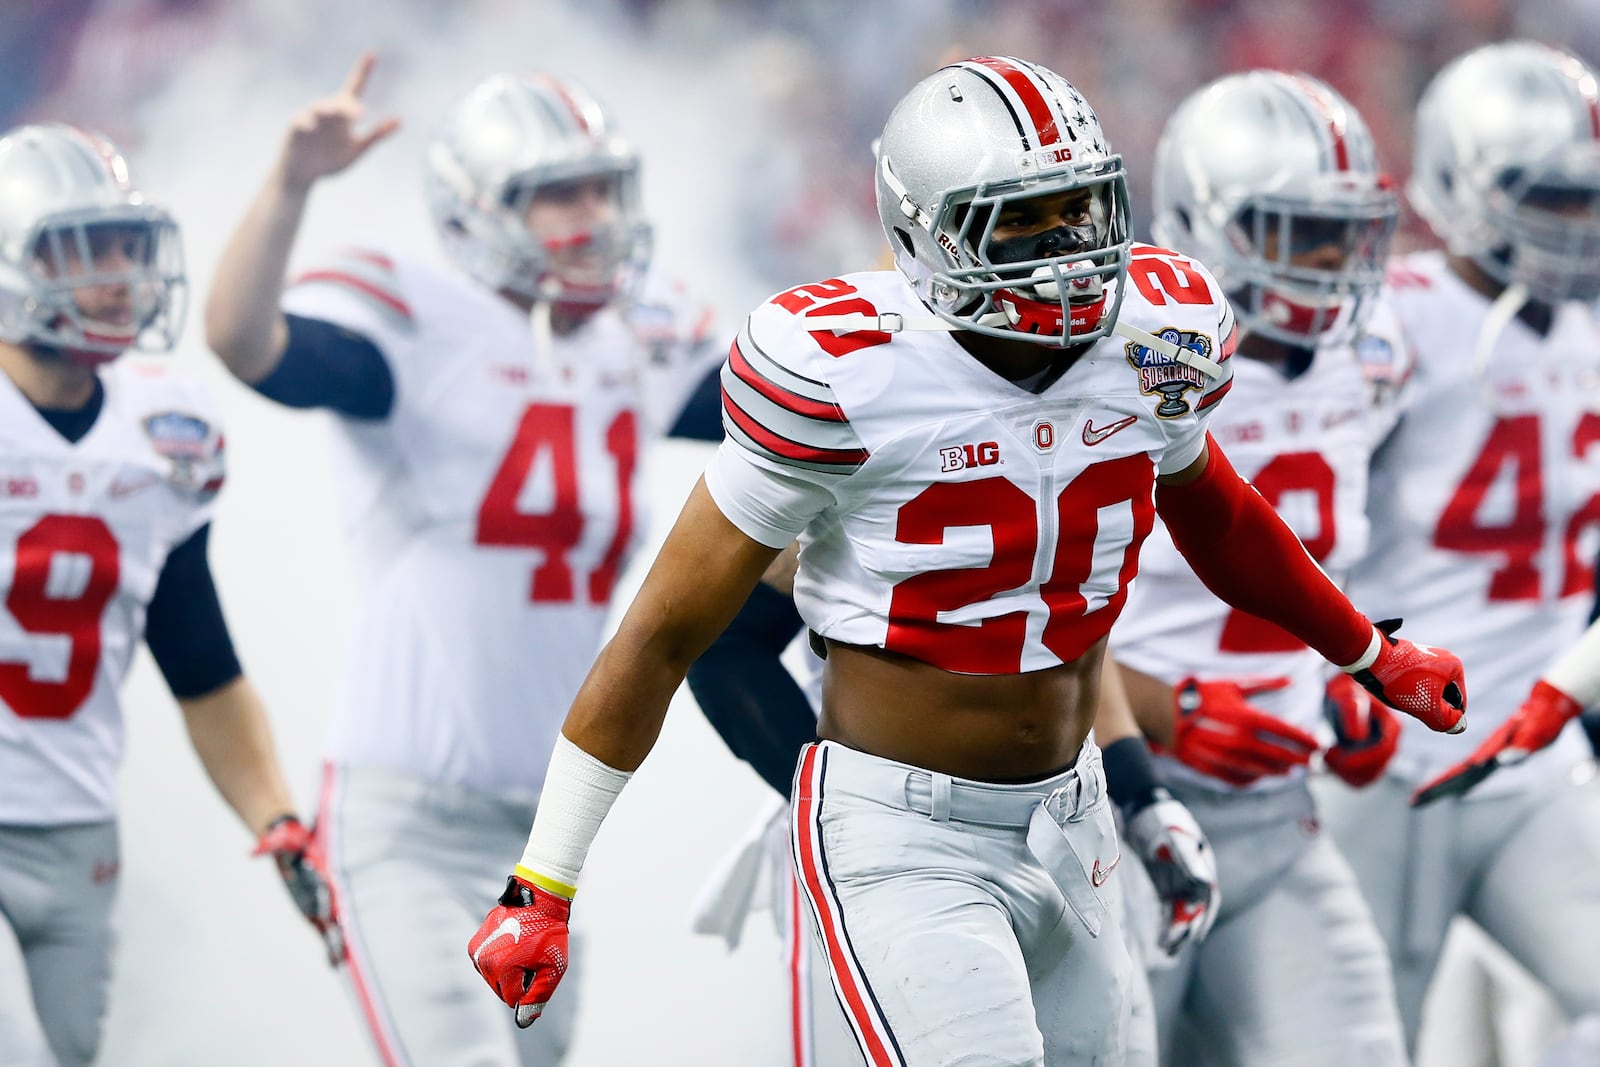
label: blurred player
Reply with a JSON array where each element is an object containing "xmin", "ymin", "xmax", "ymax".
[
  {"xmin": 468, "ymin": 55, "xmax": 1467, "ymax": 1065},
  {"xmin": 0, "ymin": 123, "xmax": 331, "ymax": 1067},
  {"xmin": 203, "ymin": 57, "xmax": 722, "ymax": 1067},
  {"xmin": 685, "ymin": 548, "xmax": 1218, "ymax": 1066},
  {"xmin": 1313, "ymin": 40, "xmax": 1600, "ymax": 1054},
  {"xmin": 1111, "ymin": 71, "xmax": 1411, "ymax": 1066}
]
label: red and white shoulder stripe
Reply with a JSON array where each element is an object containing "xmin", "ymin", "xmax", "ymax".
[
  {"xmin": 1197, "ymin": 300, "xmax": 1238, "ymax": 413},
  {"xmin": 289, "ymin": 248, "xmax": 414, "ymax": 330},
  {"xmin": 720, "ymin": 320, "xmax": 869, "ymax": 474}
]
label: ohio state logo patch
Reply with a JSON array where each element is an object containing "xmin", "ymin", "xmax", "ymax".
[{"xmin": 1125, "ymin": 328, "xmax": 1210, "ymax": 418}]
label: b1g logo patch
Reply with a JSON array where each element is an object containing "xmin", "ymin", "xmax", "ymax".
[
  {"xmin": 1126, "ymin": 328, "xmax": 1211, "ymax": 418},
  {"xmin": 939, "ymin": 441, "xmax": 1001, "ymax": 472}
]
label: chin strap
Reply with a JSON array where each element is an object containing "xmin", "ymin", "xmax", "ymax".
[
  {"xmin": 1470, "ymin": 282, "xmax": 1529, "ymax": 381},
  {"xmin": 801, "ymin": 311, "xmax": 1227, "ymax": 381}
]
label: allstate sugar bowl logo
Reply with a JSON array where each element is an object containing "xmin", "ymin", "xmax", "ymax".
[{"xmin": 1125, "ymin": 328, "xmax": 1210, "ymax": 418}]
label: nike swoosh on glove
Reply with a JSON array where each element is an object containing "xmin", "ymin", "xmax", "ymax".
[
  {"xmin": 1345, "ymin": 619, "xmax": 1466, "ymax": 734},
  {"xmin": 1322, "ymin": 673, "xmax": 1400, "ymax": 788},
  {"xmin": 253, "ymin": 815, "xmax": 344, "ymax": 965},
  {"xmin": 468, "ymin": 875, "xmax": 572, "ymax": 1028},
  {"xmin": 1123, "ymin": 794, "xmax": 1220, "ymax": 956},
  {"xmin": 1412, "ymin": 680, "xmax": 1582, "ymax": 806},
  {"xmin": 1168, "ymin": 676, "xmax": 1320, "ymax": 787}
]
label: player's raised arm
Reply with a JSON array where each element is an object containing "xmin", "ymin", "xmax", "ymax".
[
  {"xmin": 204, "ymin": 52, "xmax": 399, "ymax": 382},
  {"xmin": 1153, "ymin": 437, "xmax": 1467, "ymax": 735},
  {"xmin": 470, "ymin": 479, "xmax": 780, "ymax": 1025}
]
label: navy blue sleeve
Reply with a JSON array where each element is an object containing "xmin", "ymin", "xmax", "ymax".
[
  {"xmin": 1591, "ymin": 548, "xmax": 1599, "ymax": 623},
  {"xmin": 666, "ymin": 361, "xmax": 725, "ymax": 442},
  {"xmin": 248, "ymin": 314, "xmax": 395, "ymax": 420},
  {"xmin": 686, "ymin": 581, "xmax": 816, "ymax": 795},
  {"xmin": 145, "ymin": 524, "xmax": 244, "ymax": 700}
]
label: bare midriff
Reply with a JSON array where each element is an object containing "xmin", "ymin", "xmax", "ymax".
[{"xmin": 816, "ymin": 637, "xmax": 1104, "ymax": 782}]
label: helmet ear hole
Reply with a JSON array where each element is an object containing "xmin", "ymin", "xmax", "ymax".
[{"xmin": 894, "ymin": 227, "xmax": 915, "ymax": 257}]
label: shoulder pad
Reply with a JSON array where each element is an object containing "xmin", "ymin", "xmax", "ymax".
[
  {"xmin": 622, "ymin": 273, "xmax": 718, "ymax": 366},
  {"xmin": 124, "ymin": 373, "xmax": 226, "ymax": 501},
  {"xmin": 288, "ymin": 246, "xmax": 415, "ymax": 334},
  {"xmin": 721, "ymin": 305, "xmax": 868, "ymax": 475}
]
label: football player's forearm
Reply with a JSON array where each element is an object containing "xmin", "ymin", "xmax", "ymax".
[
  {"xmin": 179, "ymin": 676, "xmax": 297, "ymax": 837},
  {"xmin": 1093, "ymin": 653, "xmax": 1141, "ymax": 746},
  {"xmin": 1544, "ymin": 617, "xmax": 1600, "ymax": 709},
  {"xmin": 1113, "ymin": 660, "xmax": 1179, "ymax": 748},
  {"xmin": 203, "ymin": 163, "xmax": 309, "ymax": 383}
]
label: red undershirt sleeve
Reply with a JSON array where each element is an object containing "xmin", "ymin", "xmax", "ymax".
[{"xmin": 1154, "ymin": 434, "xmax": 1375, "ymax": 668}]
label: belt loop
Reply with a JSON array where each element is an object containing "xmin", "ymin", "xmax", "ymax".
[{"xmin": 929, "ymin": 773, "xmax": 952, "ymax": 822}]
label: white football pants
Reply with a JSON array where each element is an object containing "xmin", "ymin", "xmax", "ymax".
[
  {"xmin": 0, "ymin": 821, "xmax": 118, "ymax": 1067},
  {"xmin": 1316, "ymin": 760, "xmax": 1600, "ymax": 1052},
  {"xmin": 1147, "ymin": 781, "xmax": 1407, "ymax": 1067},
  {"xmin": 318, "ymin": 763, "xmax": 578, "ymax": 1067},
  {"xmin": 791, "ymin": 739, "xmax": 1135, "ymax": 1066}
]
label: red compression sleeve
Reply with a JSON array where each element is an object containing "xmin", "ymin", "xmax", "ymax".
[{"xmin": 1155, "ymin": 436, "xmax": 1374, "ymax": 667}]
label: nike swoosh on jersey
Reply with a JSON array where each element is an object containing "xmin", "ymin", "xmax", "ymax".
[
  {"xmin": 1082, "ymin": 415, "xmax": 1138, "ymax": 446},
  {"xmin": 1091, "ymin": 851, "xmax": 1122, "ymax": 887},
  {"xmin": 472, "ymin": 916, "xmax": 523, "ymax": 966},
  {"xmin": 108, "ymin": 472, "xmax": 160, "ymax": 498}
]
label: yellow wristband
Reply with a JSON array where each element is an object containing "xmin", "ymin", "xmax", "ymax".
[{"xmin": 514, "ymin": 864, "xmax": 577, "ymax": 901}]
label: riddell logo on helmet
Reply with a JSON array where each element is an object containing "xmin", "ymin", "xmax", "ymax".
[
  {"xmin": 936, "ymin": 232, "xmax": 962, "ymax": 257},
  {"xmin": 940, "ymin": 442, "xmax": 1000, "ymax": 472}
]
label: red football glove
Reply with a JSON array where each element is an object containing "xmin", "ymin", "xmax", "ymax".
[
  {"xmin": 1345, "ymin": 619, "xmax": 1466, "ymax": 734},
  {"xmin": 1412, "ymin": 680, "xmax": 1583, "ymax": 806},
  {"xmin": 253, "ymin": 815, "xmax": 344, "ymax": 966},
  {"xmin": 1322, "ymin": 673, "xmax": 1400, "ymax": 787},
  {"xmin": 468, "ymin": 875, "xmax": 573, "ymax": 1028},
  {"xmin": 1168, "ymin": 677, "xmax": 1320, "ymax": 787}
]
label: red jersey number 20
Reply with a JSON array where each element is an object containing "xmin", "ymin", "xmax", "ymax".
[{"xmin": 476, "ymin": 402, "xmax": 638, "ymax": 604}]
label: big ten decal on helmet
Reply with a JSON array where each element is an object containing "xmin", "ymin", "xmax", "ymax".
[{"xmin": 1125, "ymin": 328, "xmax": 1212, "ymax": 418}]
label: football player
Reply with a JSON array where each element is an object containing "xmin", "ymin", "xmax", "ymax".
[
  {"xmin": 685, "ymin": 547, "xmax": 1218, "ymax": 1066},
  {"xmin": 468, "ymin": 56, "xmax": 1466, "ymax": 1064},
  {"xmin": 0, "ymin": 123, "xmax": 331, "ymax": 1067},
  {"xmin": 1110, "ymin": 71, "xmax": 1411, "ymax": 1066},
  {"xmin": 1312, "ymin": 40, "xmax": 1600, "ymax": 1054},
  {"xmin": 202, "ymin": 55, "xmax": 723, "ymax": 1067}
]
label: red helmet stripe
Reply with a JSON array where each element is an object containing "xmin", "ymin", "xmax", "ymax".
[
  {"xmin": 970, "ymin": 57, "xmax": 1062, "ymax": 146},
  {"xmin": 1289, "ymin": 75, "xmax": 1350, "ymax": 171},
  {"xmin": 537, "ymin": 76, "xmax": 596, "ymax": 136}
]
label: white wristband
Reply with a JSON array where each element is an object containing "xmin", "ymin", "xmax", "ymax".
[
  {"xmin": 1340, "ymin": 626, "xmax": 1382, "ymax": 674},
  {"xmin": 516, "ymin": 734, "xmax": 632, "ymax": 899},
  {"xmin": 1544, "ymin": 618, "xmax": 1600, "ymax": 710}
]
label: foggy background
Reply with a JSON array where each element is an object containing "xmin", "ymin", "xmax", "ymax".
[{"xmin": 1, "ymin": 0, "xmax": 1595, "ymax": 1062}]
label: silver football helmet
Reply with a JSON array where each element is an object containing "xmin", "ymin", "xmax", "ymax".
[
  {"xmin": 1410, "ymin": 41, "xmax": 1600, "ymax": 305},
  {"xmin": 0, "ymin": 123, "xmax": 185, "ymax": 362},
  {"xmin": 1152, "ymin": 71, "xmax": 1397, "ymax": 347},
  {"xmin": 424, "ymin": 73, "xmax": 650, "ymax": 306},
  {"xmin": 875, "ymin": 56, "xmax": 1131, "ymax": 347}
]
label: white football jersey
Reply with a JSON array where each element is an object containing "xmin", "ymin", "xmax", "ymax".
[
  {"xmin": 281, "ymin": 247, "xmax": 720, "ymax": 799},
  {"xmin": 706, "ymin": 246, "xmax": 1236, "ymax": 675},
  {"xmin": 1112, "ymin": 299, "xmax": 1413, "ymax": 791},
  {"xmin": 1350, "ymin": 251, "xmax": 1600, "ymax": 792},
  {"xmin": 0, "ymin": 363, "xmax": 223, "ymax": 825}
]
